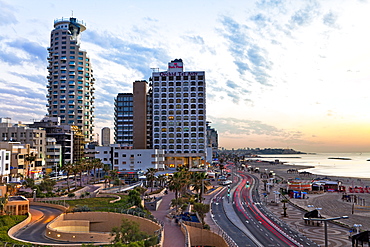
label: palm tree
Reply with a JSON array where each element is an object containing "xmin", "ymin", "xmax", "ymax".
[
  {"xmin": 191, "ymin": 172, "xmax": 210, "ymax": 203},
  {"xmin": 90, "ymin": 158, "xmax": 103, "ymax": 183},
  {"xmin": 281, "ymin": 199, "xmax": 289, "ymax": 217},
  {"xmin": 61, "ymin": 162, "xmax": 73, "ymax": 192},
  {"xmin": 145, "ymin": 168, "xmax": 157, "ymax": 191},
  {"xmin": 157, "ymin": 174, "xmax": 167, "ymax": 188},
  {"xmin": 25, "ymin": 153, "xmax": 37, "ymax": 178},
  {"xmin": 103, "ymin": 164, "xmax": 111, "ymax": 188},
  {"xmin": 71, "ymin": 163, "xmax": 80, "ymax": 190}
]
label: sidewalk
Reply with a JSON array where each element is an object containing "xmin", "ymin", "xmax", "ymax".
[{"xmin": 149, "ymin": 191, "xmax": 185, "ymax": 247}]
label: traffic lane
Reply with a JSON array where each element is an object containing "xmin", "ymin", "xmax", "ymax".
[
  {"xmin": 236, "ymin": 174, "xmax": 299, "ymax": 247},
  {"xmin": 14, "ymin": 205, "xmax": 65, "ymax": 244},
  {"xmin": 212, "ymin": 190, "xmax": 258, "ymax": 247},
  {"xmin": 234, "ymin": 181, "xmax": 291, "ymax": 246}
]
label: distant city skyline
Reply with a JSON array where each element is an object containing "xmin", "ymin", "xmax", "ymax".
[{"xmin": 1, "ymin": 0, "xmax": 370, "ymax": 152}]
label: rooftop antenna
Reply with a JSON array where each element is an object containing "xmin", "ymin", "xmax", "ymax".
[
  {"xmin": 71, "ymin": 10, "xmax": 74, "ymax": 17},
  {"xmin": 150, "ymin": 68, "xmax": 159, "ymax": 72}
]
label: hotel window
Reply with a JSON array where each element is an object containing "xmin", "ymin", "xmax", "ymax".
[
  {"xmin": 154, "ymin": 76, "xmax": 159, "ymax": 81},
  {"xmin": 169, "ymin": 76, "xmax": 174, "ymax": 81},
  {"xmin": 169, "ymin": 82, "xmax": 174, "ymax": 86},
  {"xmin": 176, "ymin": 76, "xmax": 181, "ymax": 80},
  {"xmin": 161, "ymin": 82, "xmax": 166, "ymax": 86},
  {"xmin": 161, "ymin": 76, "xmax": 166, "ymax": 81}
]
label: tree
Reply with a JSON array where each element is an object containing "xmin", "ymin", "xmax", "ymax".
[
  {"xmin": 191, "ymin": 172, "xmax": 209, "ymax": 203},
  {"xmin": 145, "ymin": 168, "xmax": 157, "ymax": 192},
  {"xmin": 38, "ymin": 176, "xmax": 56, "ymax": 193},
  {"xmin": 90, "ymin": 158, "xmax": 103, "ymax": 183},
  {"xmin": 22, "ymin": 178, "xmax": 35, "ymax": 189},
  {"xmin": 128, "ymin": 189, "xmax": 142, "ymax": 208},
  {"xmin": 25, "ymin": 153, "xmax": 37, "ymax": 178},
  {"xmin": 156, "ymin": 174, "xmax": 167, "ymax": 188},
  {"xmin": 0, "ymin": 195, "xmax": 8, "ymax": 215},
  {"xmin": 193, "ymin": 202, "xmax": 210, "ymax": 226},
  {"xmin": 111, "ymin": 218, "xmax": 149, "ymax": 244},
  {"xmin": 61, "ymin": 162, "xmax": 73, "ymax": 192},
  {"xmin": 281, "ymin": 199, "xmax": 289, "ymax": 217},
  {"xmin": 103, "ymin": 164, "xmax": 111, "ymax": 188}
]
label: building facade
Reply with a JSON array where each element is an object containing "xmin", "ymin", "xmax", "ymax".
[
  {"xmin": 0, "ymin": 142, "xmax": 43, "ymax": 179},
  {"xmin": 114, "ymin": 93, "xmax": 133, "ymax": 145},
  {"xmin": 151, "ymin": 59, "xmax": 206, "ymax": 168},
  {"xmin": 0, "ymin": 149, "xmax": 10, "ymax": 183},
  {"xmin": 30, "ymin": 117, "xmax": 83, "ymax": 165},
  {"xmin": 95, "ymin": 144, "xmax": 165, "ymax": 171},
  {"xmin": 46, "ymin": 17, "xmax": 95, "ymax": 142},
  {"xmin": 0, "ymin": 121, "xmax": 46, "ymax": 161},
  {"xmin": 44, "ymin": 138, "xmax": 62, "ymax": 175},
  {"xmin": 101, "ymin": 127, "xmax": 110, "ymax": 146}
]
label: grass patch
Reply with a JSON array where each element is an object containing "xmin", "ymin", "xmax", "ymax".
[
  {"xmin": 61, "ymin": 196, "xmax": 134, "ymax": 212},
  {"xmin": 0, "ymin": 215, "xmax": 30, "ymax": 245}
]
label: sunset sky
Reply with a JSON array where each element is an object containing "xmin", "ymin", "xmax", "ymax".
[{"xmin": 1, "ymin": 0, "xmax": 370, "ymax": 153}]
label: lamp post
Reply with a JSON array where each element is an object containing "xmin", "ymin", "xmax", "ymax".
[
  {"xmin": 353, "ymin": 224, "xmax": 362, "ymax": 234},
  {"xmin": 303, "ymin": 216, "xmax": 349, "ymax": 247}
]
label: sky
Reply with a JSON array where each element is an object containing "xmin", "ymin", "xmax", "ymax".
[{"xmin": 1, "ymin": 0, "xmax": 370, "ymax": 153}]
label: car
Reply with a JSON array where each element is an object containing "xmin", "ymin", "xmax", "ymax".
[{"xmin": 220, "ymin": 180, "xmax": 232, "ymax": 186}]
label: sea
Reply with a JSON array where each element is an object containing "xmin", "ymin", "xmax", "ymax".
[{"xmin": 254, "ymin": 153, "xmax": 370, "ymax": 179}]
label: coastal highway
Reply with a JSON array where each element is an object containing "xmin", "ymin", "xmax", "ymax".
[
  {"xmin": 234, "ymin": 171, "xmax": 319, "ymax": 246},
  {"xmin": 213, "ymin": 166, "xmax": 319, "ymax": 247},
  {"xmin": 212, "ymin": 188, "xmax": 259, "ymax": 247}
]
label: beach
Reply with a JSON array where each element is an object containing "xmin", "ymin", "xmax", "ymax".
[{"xmin": 248, "ymin": 161, "xmax": 370, "ymax": 231}]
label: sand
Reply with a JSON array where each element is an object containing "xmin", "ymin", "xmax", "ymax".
[{"xmin": 247, "ymin": 161, "xmax": 370, "ymax": 230}]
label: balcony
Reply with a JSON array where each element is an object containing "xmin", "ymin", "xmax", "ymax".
[
  {"xmin": 60, "ymin": 56, "xmax": 67, "ymax": 60},
  {"xmin": 60, "ymin": 76, "xmax": 67, "ymax": 80}
]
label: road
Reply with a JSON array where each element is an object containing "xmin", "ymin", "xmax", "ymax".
[
  {"xmin": 13, "ymin": 205, "xmax": 88, "ymax": 245},
  {"xmin": 212, "ymin": 167, "xmax": 319, "ymax": 246}
]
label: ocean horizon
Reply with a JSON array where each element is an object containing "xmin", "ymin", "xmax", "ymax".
[{"xmin": 255, "ymin": 152, "xmax": 370, "ymax": 179}]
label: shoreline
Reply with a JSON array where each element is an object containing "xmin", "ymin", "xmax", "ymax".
[{"xmin": 247, "ymin": 161, "xmax": 370, "ymax": 188}]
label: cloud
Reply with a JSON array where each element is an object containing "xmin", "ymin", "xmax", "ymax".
[
  {"xmin": 322, "ymin": 11, "xmax": 339, "ymax": 28},
  {"xmin": 219, "ymin": 16, "xmax": 273, "ymax": 86},
  {"xmin": 0, "ymin": 37, "xmax": 47, "ymax": 66},
  {"xmin": 7, "ymin": 38, "xmax": 47, "ymax": 61},
  {"xmin": 0, "ymin": 1, "xmax": 18, "ymax": 26},
  {"xmin": 84, "ymin": 30, "xmax": 170, "ymax": 78},
  {"xmin": 287, "ymin": 3, "xmax": 320, "ymax": 29}
]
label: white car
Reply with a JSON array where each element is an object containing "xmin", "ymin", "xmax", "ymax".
[{"xmin": 220, "ymin": 180, "xmax": 232, "ymax": 185}]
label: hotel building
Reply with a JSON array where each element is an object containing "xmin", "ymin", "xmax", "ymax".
[
  {"xmin": 46, "ymin": 17, "xmax": 95, "ymax": 142},
  {"xmin": 151, "ymin": 59, "xmax": 206, "ymax": 168}
]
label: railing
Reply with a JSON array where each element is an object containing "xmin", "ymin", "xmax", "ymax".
[{"xmin": 180, "ymin": 220, "xmax": 190, "ymax": 247}]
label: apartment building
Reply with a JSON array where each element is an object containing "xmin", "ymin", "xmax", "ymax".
[
  {"xmin": 95, "ymin": 144, "xmax": 165, "ymax": 171},
  {"xmin": 46, "ymin": 17, "xmax": 95, "ymax": 142}
]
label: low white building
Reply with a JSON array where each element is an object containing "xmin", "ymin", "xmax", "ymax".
[
  {"xmin": 0, "ymin": 149, "xmax": 11, "ymax": 183},
  {"xmin": 95, "ymin": 144, "xmax": 165, "ymax": 171}
]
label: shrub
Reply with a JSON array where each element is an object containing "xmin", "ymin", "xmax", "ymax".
[{"xmin": 68, "ymin": 193, "xmax": 75, "ymax": 198}]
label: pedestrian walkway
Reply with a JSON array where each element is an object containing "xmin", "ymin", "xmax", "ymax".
[
  {"xmin": 260, "ymin": 177, "xmax": 353, "ymax": 246},
  {"xmin": 149, "ymin": 191, "xmax": 185, "ymax": 247}
]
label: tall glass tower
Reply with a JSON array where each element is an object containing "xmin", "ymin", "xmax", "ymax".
[{"xmin": 46, "ymin": 17, "xmax": 95, "ymax": 142}]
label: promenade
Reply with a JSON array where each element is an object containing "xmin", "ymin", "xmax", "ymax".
[{"xmin": 253, "ymin": 162, "xmax": 370, "ymax": 246}]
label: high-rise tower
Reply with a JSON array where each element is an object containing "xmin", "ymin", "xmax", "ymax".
[
  {"xmin": 46, "ymin": 17, "xmax": 95, "ymax": 142},
  {"xmin": 151, "ymin": 59, "xmax": 206, "ymax": 167}
]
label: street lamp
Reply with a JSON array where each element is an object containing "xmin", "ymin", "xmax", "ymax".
[
  {"xmin": 353, "ymin": 224, "xmax": 362, "ymax": 234},
  {"xmin": 303, "ymin": 215, "xmax": 349, "ymax": 247}
]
